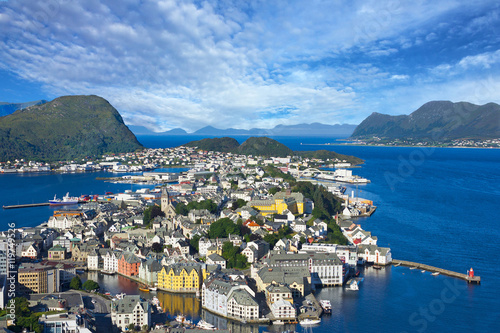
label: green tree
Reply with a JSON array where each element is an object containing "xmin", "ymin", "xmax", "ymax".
[
  {"xmin": 82, "ymin": 279, "xmax": 99, "ymax": 291},
  {"xmin": 190, "ymin": 234, "xmax": 201, "ymax": 252},
  {"xmin": 151, "ymin": 242, "xmax": 163, "ymax": 253},
  {"xmin": 231, "ymin": 199, "xmax": 247, "ymax": 210},
  {"xmin": 208, "ymin": 218, "xmax": 240, "ymax": 238},
  {"xmin": 128, "ymin": 323, "xmax": 136, "ymax": 331},
  {"xmin": 69, "ymin": 276, "xmax": 82, "ymax": 290},
  {"xmin": 268, "ymin": 187, "xmax": 280, "ymax": 195},
  {"xmin": 143, "ymin": 205, "xmax": 165, "ymax": 224}
]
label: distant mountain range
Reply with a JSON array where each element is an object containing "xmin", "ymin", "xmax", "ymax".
[
  {"xmin": 0, "ymin": 95, "xmax": 143, "ymax": 161},
  {"xmin": 351, "ymin": 101, "xmax": 500, "ymax": 141},
  {"xmin": 129, "ymin": 123, "xmax": 357, "ymax": 137},
  {"xmin": 0, "ymin": 100, "xmax": 47, "ymax": 117}
]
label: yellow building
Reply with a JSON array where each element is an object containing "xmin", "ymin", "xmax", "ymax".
[
  {"xmin": 249, "ymin": 191, "xmax": 304, "ymax": 216},
  {"xmin": 18, "ymin": 269, "xmax": 48, "ymax": 294},
  {"xmin": 157, "ymin": 263, "xmax": 204, "ymax": 293}
]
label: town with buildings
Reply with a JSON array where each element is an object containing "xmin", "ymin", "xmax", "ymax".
[{"xmin": 0, "ymin": 145, "xmax": 390, "ymax": 333}]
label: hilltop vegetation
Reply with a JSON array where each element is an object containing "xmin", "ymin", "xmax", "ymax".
[
  {"xmin": 183, "ymin": 136, "xmax": 363, "ymax": 164},
  {"xmin": 0, "ymin": 95, "xmax": 143, "ymax": 161},
  {"xmin": 184, "ymin": 137, "xmax": 239, "ymax": 153},
  {"xmin": 237, "ymin": 137, "xmax": 294, "ymax": 157}
]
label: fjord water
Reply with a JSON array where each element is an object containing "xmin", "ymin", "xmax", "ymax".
[{"xmin": 1, "ymin": 136, "xmax": 499, "ymax": 332}]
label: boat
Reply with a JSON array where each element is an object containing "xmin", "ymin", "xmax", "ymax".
[
  {"xmin": 421, "ymin": 270, "xmax": 426, "ymax": 273},
  {"xmin": 49, "ymin": 193, "xmax": 79, "ymax": 206},
  {"xmin": 432, "ymin": 272, "xmax": 440, "ymax": 276},
  {"xmin": 149, "ymin": 286, "xmax": 157, "ymax": 291},
  {"xmin": 196, "ymin": 320, "xmax": 216, "ymax": 330},
  {"xmin": 115, "ymin": 293, "xmax": 126, "ymax": 299},
  {"xmin": 139, "ymin": 287, "xmax": 149, "ymax": 292},
  {"xmin": 348, "ymin": 280, "xmax": 359, "ymax": 291},
  {"xmin": 373, "ymin": 265, "xmax": 382, "ymax": 270},
  {"xmin": 299, "ymin": 318, "xmax": 321, "ymax": 325},
  {"xmin": 319, "ymin": 300, "xmax": 331, "ymax": 313},
  {"xmin": 410, "ymin": 267, "xmax": 417, "ymax": 270},
  {"xmin": 101, "ymin": 270, "xmax": 116, "ymax": 275},
  {"xmin": 175, "ymin": 314, "xmax": 192, "ymax": 325},
  {"xmin": 76, "ymin": 269, "xmax": 84, "ymax": 274}
]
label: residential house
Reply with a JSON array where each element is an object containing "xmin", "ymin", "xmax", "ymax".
[
  {"xmin": 118, "ymin": 252, "xmax": 141, "ymax": 277},
  {"xmin": 111, "ymin": 295, "xmax": 151, "ymax": 331}
]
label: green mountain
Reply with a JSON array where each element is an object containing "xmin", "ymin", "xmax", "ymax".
[
  {"xmin": 237, "ymin": 137, "xmax": 294, "ymax": 157},
  {"xmin": 183, "ymin": 136, "xmax": 363, "ymax": 164},
  {"xmin": 351, "ymin": 101, "xmax": 500, "ymax": 141},
  {"xmin": 296, "ymin": 150, "xmax": 364, "ymax": 165},
  {"xmin": 0, "ymin": 100, "xmax": 47, "ymax": 117},
  {"xmin": 0, "ymin": 95, "xmax": 143, "ymax": 161},
  {"xmin": 184, "ymin": 137, "xmax": 240, "ymax": 153}
]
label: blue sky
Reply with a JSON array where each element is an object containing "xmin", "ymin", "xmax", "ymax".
[{"xmin": 1, "ymin": 0, "xmax": 499, "ymax": 132}]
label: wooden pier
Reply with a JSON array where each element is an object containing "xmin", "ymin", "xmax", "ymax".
[
  {"xmin": 3, "ymin": 202, "xmax": 49, "ymax": 209},
  {"xmin": 392, "ymin": 259, "xmax": 481, "ymax": 284}
]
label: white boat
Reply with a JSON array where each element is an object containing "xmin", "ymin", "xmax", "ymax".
[
  {"xmin": 196, "ymin": 320, "xmax": 216, "ymax": 330},
  {"xmin": 410, "ymin": 267, "xmax": 417, "ymax": 270},
  {"xmin": 421, "ymin": 270, "xmax": 426, "ymax": 273},
  {"xmin": 319, "ymin": 300, "xmax": 331, "ymax": 313},
  {"xmin": 175, "ymin": 314, "xmax": 192, "ymax": 325},
  {"xmin": 348, "ymin": 280, "xmax": 359, "ymax": 291},
  {"xmin": 432, "ymin": 272, "xmax": 440, "ymax": 276},
  {"xmin": 149, "ymin": 287, "xmax": 157, "ymax": 291},
  {"xmin": 300, "ymin": 318, "xmax": 321, "ymax": 325}
]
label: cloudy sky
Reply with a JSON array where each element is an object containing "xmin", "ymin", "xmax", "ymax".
[{"xmin": 1, "ymin": 0, "xmax": 499, "ymax": 132}]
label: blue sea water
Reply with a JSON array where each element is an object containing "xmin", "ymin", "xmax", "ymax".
[{"xmin": 1, "ymin": 136, "xmax": 499, "ymax": 332}]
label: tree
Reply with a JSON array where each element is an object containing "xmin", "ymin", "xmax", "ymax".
[
  {"xmin": 208, "ymin": 218, "xmax": 240, "ymax": 239},
  {"xmin": 231, "ymin": 199, "xmax": 247, "ymax": 210},
  {"xmin": 69, "ymin": 276, "xmax": 82, "ymax": 290},
  {"xmin": 151, "ymin": 242, "xmax": 163, "ymax": 253},
  {"xmin": 143, "ymin": 205, "xmax": 165, "ymax": 224},
  {"xmin": 268, "ymin": 187, "xmax": 280, "ymax": 195},
  {"xmin": 82, "ymin": 279, "xmax": 99, "ymax": 291},
  {"xmin": 128, "ymin": 323, "xmax": 136, "ymax": 332},
  {"xmin": 190, "ymin": 234, "xmax": 201, "ymax": 252}
]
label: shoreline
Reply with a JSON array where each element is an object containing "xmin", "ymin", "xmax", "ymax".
[{"xmin": 300, "ymin": 143, "xmax": 500, "ymax": 149}]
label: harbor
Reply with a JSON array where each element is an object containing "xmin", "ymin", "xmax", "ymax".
[{"xmin": 392, "ymin": 260, "xmax": 481, "ymax": 284}]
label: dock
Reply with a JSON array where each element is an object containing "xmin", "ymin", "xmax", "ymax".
[
  {"xmin": 392, "ymin": 259, "xmax": 481, "ymax": 284},
  {"xmin": 3, "ymin": 203, "xmax": 49, "ymax": 209}
]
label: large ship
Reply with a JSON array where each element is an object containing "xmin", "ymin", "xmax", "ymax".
[{"xmin": 49, "ymin": 193, "xmax": 79, "ymax": 206}]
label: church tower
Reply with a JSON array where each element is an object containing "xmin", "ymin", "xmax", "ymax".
[{"xmin": 161, "ymin": 187, "xmax": 170, "ymax": 215}]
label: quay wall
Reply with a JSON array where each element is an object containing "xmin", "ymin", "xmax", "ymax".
[{"xmin": 392, "ymin": 259, "xmax": 481, "ymax": 284}]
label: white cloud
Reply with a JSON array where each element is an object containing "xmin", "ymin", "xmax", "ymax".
[
  {"xmin": 0, "ymin": 0, "xmax": 499, "ymax": 131},
  {"xmin": 458, "ymin": 50, "xmax": 500, "ymax": 69}
]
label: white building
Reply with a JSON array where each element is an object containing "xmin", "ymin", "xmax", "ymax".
[
  {"xmin": 270, "ymin": 299, "xmax": 296, "ymax": 320},
  {"xmin": 48, "ymin": 216, "xmax": 79, "ymax": 230},
  {"xmin": 87, "ymin": 250, "xmax": 100, "ymax": 270},
  {"xmin": 202, "ymin": 278, "xmax": 259, "ymax": 321},
  {"xmin": 357, "ymin": 245, "xmax": 392, "ymax": 265},
  {"xmin": 266, "ymin": 252, "xmax": 346, "ymax": 286},
  {"xmin": 39, "ymin": 313, "xmax": 92, "ymax": 333},
  {"xmin": 111, "ymin": 295, "xmax": 151, "ymax": 331},
  {"xmin": 103, "ymin": 250, "xmax": 119, "ymax": 273}
]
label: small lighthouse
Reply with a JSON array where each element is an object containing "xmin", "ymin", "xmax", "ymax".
[{"xmin": 468, "ymin": 268, "xmax": 474, "ymax": 278}]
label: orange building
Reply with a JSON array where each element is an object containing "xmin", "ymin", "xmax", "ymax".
[{"xmin": 118, "ymin": 252, "xmax": 141, "ymax": 277}]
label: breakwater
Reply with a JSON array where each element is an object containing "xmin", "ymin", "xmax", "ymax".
[
  {"xmin": 392, "ymin": 259, "xmax": 481, "ymax": 284},
  {"xmin": 2, "ymin": 202, "xmax": 50, "ymax": 209}
]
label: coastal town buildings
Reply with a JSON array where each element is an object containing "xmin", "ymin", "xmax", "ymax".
[{"xmin": 111, "ymin": 295, "xmax": 151, "ymax": 331}]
